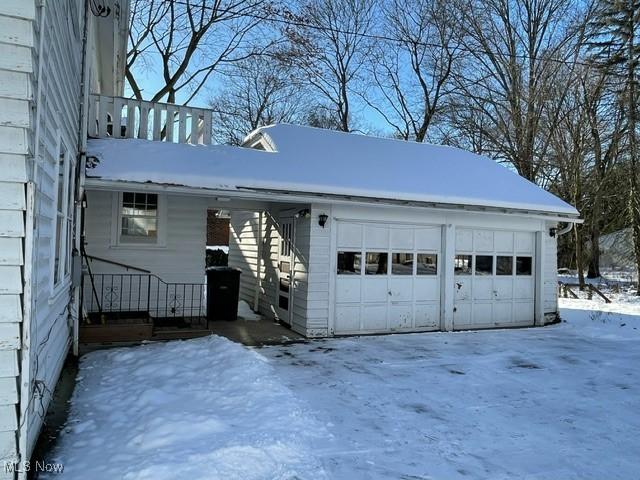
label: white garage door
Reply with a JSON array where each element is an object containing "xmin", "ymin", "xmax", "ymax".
[
  {"xmin": 334, "ymin": 222, "xmax": 441, "ymax": 334},
  {"xmin": 453, "ymin": 228, "xmax": 535, "ymax": 330}
]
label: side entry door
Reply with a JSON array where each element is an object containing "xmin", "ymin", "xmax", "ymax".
[{"xmin": 275, "ymin": 215, "xmax": 296, "ymax": 325}]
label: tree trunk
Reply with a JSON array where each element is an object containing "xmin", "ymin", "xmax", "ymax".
[
  {"xmin": 627, "ymin": 13, "xmax": 640, "ymax": 295},
  {"xmin": 587, "ymin": 217, "xmax": 601, "ymax": 279},
  {"xmin": 575, "ymin": 224, "xmax": 586, "ymax": 289}
]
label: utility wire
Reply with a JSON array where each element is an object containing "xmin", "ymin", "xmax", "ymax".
[{"xmin": 160, "ymin": 0, "xmax": 626, "ymax": 73}]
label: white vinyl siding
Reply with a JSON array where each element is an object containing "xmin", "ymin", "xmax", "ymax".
[
  {"xmin": 2, "ymin": 0, "xmax": 85, "ymax": 463},
  {"xmin": 227, "ymin": 207, "xmax": 312, "ymax": 336},
  {"xmin": 84, "ymin": 191, "xmax": 208, "ymax": 284},
  {"xmin": 0, "ymin": 0, "xmax": 36, "ymax": 468},
  {"xmin": 544, "ymin": 222, "xmax": 559, "ymax": 320}
]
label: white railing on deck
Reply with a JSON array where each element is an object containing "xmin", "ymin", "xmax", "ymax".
[{"xmin": 87, "ymin": 94, "xmax": 212, "ymax": 145}]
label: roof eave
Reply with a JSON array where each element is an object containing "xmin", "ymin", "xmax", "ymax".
[{"xmin": 84, "ymin": 177, "xmax": 583, "ymax": 223}]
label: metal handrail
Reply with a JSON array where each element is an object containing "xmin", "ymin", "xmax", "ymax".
[
  {"xmin": 82, "ymin": 272, "xmax": 207, "ymax": 327},
  {"xmin": 84, "ymin": 254, "xmax": 151, "ymax": 273}
]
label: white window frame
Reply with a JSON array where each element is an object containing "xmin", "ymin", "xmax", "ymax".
[
  {"xmin": 111, "ymin": 192, "xmax": 167, "ymax": 248},
  {"xmin": 50, "ymin": 134, "xmax": 76, "ymax": 297}
]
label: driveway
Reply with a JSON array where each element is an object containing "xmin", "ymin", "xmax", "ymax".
[{"xmin": 261, "ymin": 303, "xmax": 640, "ymax": 479}]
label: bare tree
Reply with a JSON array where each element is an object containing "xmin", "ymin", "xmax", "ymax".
[
  {"xmin": 363, "ymin": 0, "xmax": 463, "ymax": 141},
  {"xmin": 126, "ymin": 0, "xmax": 269, "ymax": 104},
  {"xmin": 210, "ymin": 57, "xmax": 309, "ymax": 144},
  {"xmin": 280, "ymin": 0, "xmax": 376, "ymax": 131},
  {"xmin": 583, "ymin": 75, "xmax": 624, "ymax": 278},
  {"xmin": 452, "ymin": 0, "xmax": 584, "ymax": 182},
  {"xmin": 545, "ymin": 70, "xmax": 593, "ymax": 286}
]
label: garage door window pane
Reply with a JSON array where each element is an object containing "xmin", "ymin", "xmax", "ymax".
[
  {"xmin": 496, "ymin": 256, "xmax": 513, "ymax": 275},
  {"xmin": 417, "ymin": 254, "xmax": 438, "ymax": 275},
  {"xmin": 391, "ymin": 253, "xmax": 413, "ymax": 275},
  {"xmin": 365, "ymin": 252, "xmax": 388, "ymax": 275},
  {"xmin": 516, "ymin": 256, "xmax": 532, "ymax": 275},
  {"xmin": 454, "ymin": 255, "xmax": 472, "ymax": 275},
  {"xmin": 337, "ymin": 251, "xmax": 361, "ymax": 275},
  {"xmin": 475, "ymin": 255, "xmax": 493, "ymax": 275}
]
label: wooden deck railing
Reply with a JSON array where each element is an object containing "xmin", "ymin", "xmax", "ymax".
[{"xmin": 87, "ymin": 94, "xmax": 212, "ymax": 145}]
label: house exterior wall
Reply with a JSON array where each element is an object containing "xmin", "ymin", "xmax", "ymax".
[
  {"xmin": 0, "ymin": 0, "xmax": 92, "ymax": 471},
  {"xmin": 544, "ymin": 221, "xmax": 559, "ymax": 321},
  {"xmin": 0, "ymin": 0, "xmax": 34, "ymax": 469},
  {"xmin": 227, "ymin": 207, "xmax": 312, "ymax": 336},
  {"xmin": 228, "ymin": 211, "xmax": 262, "ymax": 309},
  {"xmin": 83, "ymin": 190, "xmax": 208, "ymax": 283}
]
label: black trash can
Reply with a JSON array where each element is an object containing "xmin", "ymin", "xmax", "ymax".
[{"xmin": 206, "ymin": 267, "xmax": 242, "ymax": 321}]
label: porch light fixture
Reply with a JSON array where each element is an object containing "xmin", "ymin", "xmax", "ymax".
[
  {"xmin": 549, "ymin": 227, "xmax": 557, "ymax": 237},
  {"xmin": 318, "ymin": 213, "xmax": 329, "ymax": 228}
]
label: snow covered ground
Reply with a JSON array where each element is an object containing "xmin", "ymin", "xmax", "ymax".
[
  {"xmin": 46, "ymin": 298, "xmax": 640, "ymax": 479},
  {"xmin": 44, "ymin": 338, "xmax": 329, "ymax": 480}
]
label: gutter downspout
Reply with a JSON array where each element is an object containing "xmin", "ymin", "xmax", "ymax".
[
  {"xmin": 72, "ymin": 0, "xmax": 92, "ymax": 356},
  {"xmin": 253, "ymin": 211, "xmax": 263, "ymax": 312},
  {"xmin": 556, "ymin": 223, "xmax": 574, "ymax": 237},
  {"xmin": 19, "ymin": 0, "xmax": 48, "ymax": 473}
]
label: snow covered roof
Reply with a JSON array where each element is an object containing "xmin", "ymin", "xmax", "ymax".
[{"xmin": 85, "ymin": 124, "xmax": 579, "ymax": 217}]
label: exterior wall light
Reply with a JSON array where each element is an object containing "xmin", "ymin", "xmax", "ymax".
[
  {"xmin": 318, "ymin": 213, "xmax": 329, "ymax": 228},
  {"xmin": 549, "ymin": 227, "xmax": 557, "ymax": 237}
]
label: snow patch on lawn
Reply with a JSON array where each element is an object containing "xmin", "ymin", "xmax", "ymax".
[{"xmin": 45, "ymin": 336, "xmax": 329, "ymax": 480}]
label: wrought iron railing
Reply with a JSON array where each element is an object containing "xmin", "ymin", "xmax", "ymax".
[
  {"xmin": 82, "ymin": 273, "xmax": 207, "ymax": 328},
  {"xmin": 87, "ymin": 94, "xmax": 213, "ymax": 145}
]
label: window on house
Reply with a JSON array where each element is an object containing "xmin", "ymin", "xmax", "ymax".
[
  {"xmin": 120, "ymin": 192, "xmax": 158, "ymax": 243},
  {"xmin": 516, "ymin": 256, "xmax": 533, "ymax": 275},
  {"xmin": 475, "ymin": 255, "xmax": 493, "ymax": 275},
  {"xmin": 417, "ymin": 253, "xmax": 438, "ymax": 275},
  {"xmin": 52, "ymin": 140, "xmax": 75, "ymax": 291},
  {"xmin": 496, "ymin": 256, "xmax": 513, "ymax": 275},
  {"xmin": 365, "ymin": 252, "xmax": 388, "ymax": 275},
  {"xmin": 337, "ymin": 251, "xmax": 361, "ymax": 274},
  {"xmin": 391, "ymin": 253, "xmax": 414, "ymax": 275},
  {"xmin": 454, "ymin": 255, "xmax": 472, "ymax": 275}
]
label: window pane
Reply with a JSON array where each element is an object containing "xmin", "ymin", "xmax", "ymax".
[
  {"xmin": 516, "ymin": 256, "xmax": 532, "ymax": 275},
  {"xmin": 121, "ymin": 192, "xmax": 158, "ymax": 241},
  {"xmin": 65, "ymin": 222, "xmax": 73, "ymax": 275},
  {"xmin": 53, "ymin": 216, "xmax": 63, "ymax": 284},
  {"xmin": 279, "ymin": 277, "xmax": 290, "ymax": 293},
  {"xmin": 496, "ymin": 256, "xmax": 513, "ymax": 275},
  {"xmin": 391, "ymin": 253, "xmax": 413, "ymax": 275},
  {"xmin": 57, "ymin": 153, "xmax": 65, "ymax": 214},
  {"xmin": 278, "ymin": 295, "xmax": 288, "ymax": 310},
  {"xmin": 67, "ymin": 177, "xmax": 75, "ymax": 218},
  {"xmin": 454, "ymin": 255, "xmax": 472, "ymax": 275},
  {"xmin": 122, "ymin": 217, "xmax": 157, "ymax": 237},
  {"xmin": 417, "ymin": 254, "xmax": 438, "ymax": 275},
  {"xmin": 337, "ymin": 251, "xmax": 361, "ymax": 275},
  {"xmin": 475, "ymin": 255, "xmax": 493, "ymax": 275},
  {"xmin": 280, "ymin": 261, "xmax": 290, "ymax": 274},
  {"xmin": 365, "ymin": 252, "xmax": 388, "ymax": 275}
]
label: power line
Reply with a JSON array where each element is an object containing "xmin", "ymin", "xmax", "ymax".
[{"xmin": 160, "ymin": 0, "xmax": 622, "ymax": 73}]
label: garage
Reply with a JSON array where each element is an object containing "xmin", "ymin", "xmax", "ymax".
[
  {"xmin": 453, "ymin": 228, "xmax": 535, "ymax": 329},
  {"xmin": 334, "ymin": 221, "xmax": 442, "ymax": 334}
]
